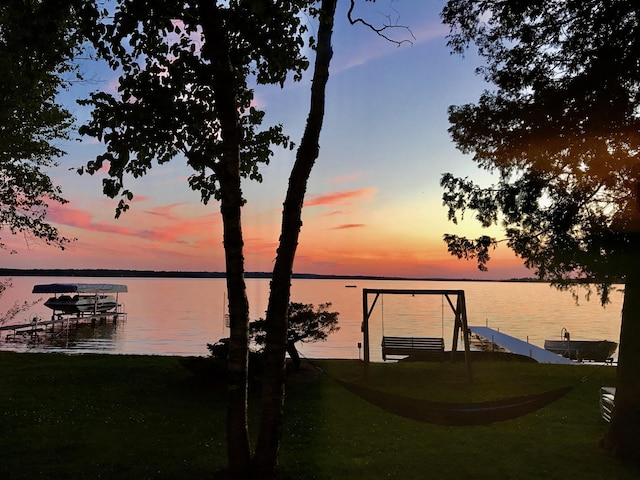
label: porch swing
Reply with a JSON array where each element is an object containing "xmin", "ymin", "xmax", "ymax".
[
  {"xmin": 379, "ymin": 292, "xmax": 445, "ymax": 361},
  {"xmin": 361, "ymin": 287, "xmax": 473, "ymax": 381}
]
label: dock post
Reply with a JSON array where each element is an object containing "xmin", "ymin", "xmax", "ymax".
[{"xmin": 362, "ymin": 289, "xmax": 370, "ymax": 365}]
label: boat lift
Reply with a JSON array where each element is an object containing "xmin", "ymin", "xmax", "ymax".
[{"xmin": 0, "ymin": 283, "xmax": 128, "ymax": 342}]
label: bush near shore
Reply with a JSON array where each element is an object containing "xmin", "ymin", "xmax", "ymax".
[{"xmin": 0, "ymin": 352, "xmax": 637, "ymax": 479}]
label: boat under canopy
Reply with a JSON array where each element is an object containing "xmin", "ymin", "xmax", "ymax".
[{"xmin": 33, "ymin": 283, "xmax": 128, "ymax": 315}]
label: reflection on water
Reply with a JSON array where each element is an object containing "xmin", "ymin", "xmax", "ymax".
[
  {"xmin": 0, "ymin": 276, "xmax": 624, "ymax": 361},
  {"xmin": 3, "ymin": 320, "xmax": 120, "ymax": 353}
]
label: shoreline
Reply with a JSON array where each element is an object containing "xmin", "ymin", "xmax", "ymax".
[{"xmin": 0, "ymin": 267, "xmax": 538, "ymax": 283}]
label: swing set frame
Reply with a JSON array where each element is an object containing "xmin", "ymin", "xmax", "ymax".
[{"xmin": 361, "ymin": 288, "xmax": 473, "ymax": 382}]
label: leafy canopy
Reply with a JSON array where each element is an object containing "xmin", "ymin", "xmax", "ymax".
[
  {"xmin": 0, "ymin": 0, "xmax": 91, "ymax": 249},
  {"xmin": 440, "ymin": 0, "xmax": 640, "ymax": 301},
  {"xmin": 78, "ymin": 0, "xmax": 315, "ymax": 216},
  {"xmin": 251, "ymin": 301, "xmax": 340, "ymax": 349}
]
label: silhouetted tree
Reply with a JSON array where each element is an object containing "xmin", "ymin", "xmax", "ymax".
[
  {"xmin": 0, "ymin": 0, "xmax": 88, "ymax": 251},
  {"xmin": 254, "ymin": 1, "xmax": 336, "ymax": 475},
  {"xmin": 0, "ymin": 279, "xmax": 40, "ymax": 326},
  {"xmin": 77, "ymin": 1, "xmax": 334, "ymax": 477},
  {"xmin": 441, "ymin": 0, "xmax": 640, "ymax": 464},
  {"xmin": 251, "ymin": 301, "xmax": 339, "ymax": 370}
]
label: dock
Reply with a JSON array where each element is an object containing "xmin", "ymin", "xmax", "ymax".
[
  {"xmin": 1, "ymin": 282, "xmax": 129, "ymax": 345},
  {"xmin": 0, "ymin": 309, "xmax": 126, "ymax": 342},
  {"xmin": 468, "ymin": 326, "xmax": 575, "ymax": 364}
]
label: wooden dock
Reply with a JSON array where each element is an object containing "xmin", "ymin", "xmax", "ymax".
[
  {"xmin": 468, "ymin": 326, "xmax": 575, "ymax": 364},
  {"xmin": 0, "ymin": 308, "xmax": 126, "ymax": 342}
]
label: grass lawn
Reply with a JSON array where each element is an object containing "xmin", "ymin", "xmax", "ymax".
[{"xmin": 0, "ymin": 351, "xmax": 638, "ymax": 479}]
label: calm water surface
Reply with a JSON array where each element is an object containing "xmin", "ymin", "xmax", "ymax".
[{"xmin": 0, "ymin": 276, "xmax": 624, "ymax": 361}]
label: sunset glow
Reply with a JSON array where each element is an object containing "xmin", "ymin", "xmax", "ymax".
[{"xmin": 2, "ymin": 3, "xmax": 532, "ymax": 281}]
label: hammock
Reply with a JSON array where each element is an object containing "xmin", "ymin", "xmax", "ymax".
[{"xmin": 336, "ymin": 379, "xmax": 573, "ymax": 426}]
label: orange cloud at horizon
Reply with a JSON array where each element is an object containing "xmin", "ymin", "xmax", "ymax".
[
  {"xmin": 0, "ymin": 213, "xmax": 529, "ymax": 279},
  {"xmin": 290, "ymin": 207, "xmax": 531, "ymax": 280},
  {"xmin": 293, "ymin": 242, "xmax": 530, "ymax": 280},
  {"xmin": 0, "ymin": 182, "xmax": 530, "ymax": 280}
]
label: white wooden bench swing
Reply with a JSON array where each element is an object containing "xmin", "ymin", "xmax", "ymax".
[{"xmin": 361, "ymin": 288, "xmax": 474, "ymax": 382}]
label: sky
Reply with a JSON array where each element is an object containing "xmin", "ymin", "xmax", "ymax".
[{"xmin": 4, "ymin": 1, "xmax": 532, "ymax": 280}]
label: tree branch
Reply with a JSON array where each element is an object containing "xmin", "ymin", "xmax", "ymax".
[{"xmin": 348, "ymin": 0, "xmax": 415, "ymax": 46}]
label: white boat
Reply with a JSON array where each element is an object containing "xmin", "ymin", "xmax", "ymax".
[
  {"xmin": 543, "ymin": 338, "xmax": 617, "ymax": 362},
  {"xmin": 543, "ymin": 328, "xmax": 617, "ymax": 362},
  {"xmin": 33, "ymin": 283, "xmax": 128, "ymax": 315}
]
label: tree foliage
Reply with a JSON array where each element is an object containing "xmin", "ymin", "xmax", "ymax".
[
  {"xmin": 441, "ymin": 1, "xmax": 640, "ymax": 298},
  {"xmin": 252, "ymin": 301, "xmax": 340, "ymax": 348},
  {"xmin": 251, "ymin": 301, "xmax": 339, "ymax": 368},
  {"xmin": 440, "ymin": 0, "xmax": 640, "ymax": 464},
  {"xmin": 278, "ymin": 301, "xmax": 339, "ymax": 345},
  {"xmin": 206, "ymin": 302, "xmax": 339, "ymax": 370},
  {"xmin": 77, "ymin": 0, "xmax": 310, "ymax": 214},
  {"xmin": 0, "ymin": 0, "xmax": 89, "ymax": 250}
]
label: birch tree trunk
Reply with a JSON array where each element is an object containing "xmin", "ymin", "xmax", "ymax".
[
  {"xmin": 198, "ymin": 2, "xmax": 251, "ymax": 476},
  {"xmin": 253, "ymin": 1, "xmax": 337, "ymax": 477}
]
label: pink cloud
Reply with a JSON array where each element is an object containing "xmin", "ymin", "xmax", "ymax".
[
  {"xmin": 47, "ymin": 206, "xmax": 131, "ymax": 236},
  {"xmin": 143, "ymin": 202, "xmax": 190, "ymax": 219},
  {"xmin": 330, "ymin": 173, "xmax": 363, "ymax": 183},
  {"xmin": 244, "ymin": 237, "xmax": 279, "ymax": 255},
  {"xmin": 137, "ymin": 212, "xmax": 220, "ymax": 244},
  {"xmin": 331, "ymin": 224, "xmax": 366, "ymax": 230},
  {"xmin": 318, "ymin": 210, "xmax": 350, "ymax": 218},
  {"xmin": 47, "ymin": 203, "xmax": 220, "ymax": 245},
  {"xmin": 304, "ymin": 188, "xmax": 377, "ymax": 207}
]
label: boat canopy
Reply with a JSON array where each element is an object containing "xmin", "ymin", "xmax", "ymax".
[{"xmin": 32, "ymin": 283, "xmax": 128, "ymax": 294}]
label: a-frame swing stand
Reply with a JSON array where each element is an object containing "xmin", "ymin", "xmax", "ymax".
[{"xmin": 361, "ymin": 288, "xmax": 473, "ymax": 382}]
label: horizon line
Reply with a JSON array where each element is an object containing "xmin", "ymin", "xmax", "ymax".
[{"xmin": 0, "ymin": 267, "xmax": 538, "ymax": 283}]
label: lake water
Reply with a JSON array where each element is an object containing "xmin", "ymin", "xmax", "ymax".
[{"xmin": 0, "ymin": 276, "xmax": 624, "ymax": 362}]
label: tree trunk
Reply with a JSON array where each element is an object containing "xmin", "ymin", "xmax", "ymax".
[
  {"xmin": 253, "ymin": 1, "xmax": 337, "ymax": 477},
  {"xmin": 220, "ymin": 188, "xmax": 252, "ymax": 477},
  {"xmin": 197, "ymin": 2, "xmax": 252, "ymax": 477},
  {"xmin": 601, "ymin": 268, "xmax": 640, "ymax": 465},
  {"xmin": 286, "ymin": 341, "xmax": 301, "ymax": 371}
]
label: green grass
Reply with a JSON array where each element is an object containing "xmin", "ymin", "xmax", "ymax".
[{"xmin": 0, "ymin": 352, "xmax": 637, "ymax": 479}]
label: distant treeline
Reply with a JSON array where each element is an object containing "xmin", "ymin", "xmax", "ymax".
[
  {"xmin": 0, "ymin": 268, "xmax": 245, "ymax": 279},
  {"xmin": 0, "ymin": 268, "xmax": 539, "ymax": 282},
  {"xmin": 0, "ymin": 268, "xmax": 387, "ymax": 280}
]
